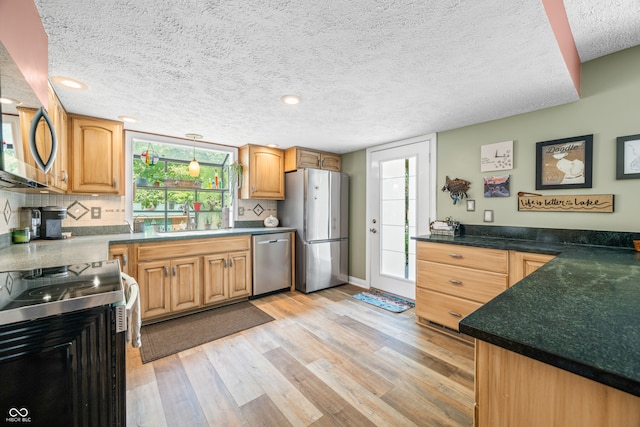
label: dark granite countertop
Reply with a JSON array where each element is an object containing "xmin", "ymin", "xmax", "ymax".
[{"xmin": 414, "ymin": 233, "xmax": 640, "ymax": 397}]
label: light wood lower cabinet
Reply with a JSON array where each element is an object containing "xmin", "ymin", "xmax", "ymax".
[
  {"xmin": 136, "ymin": 236, "xmax": 251, "ymax": 321},
  {"xmin": 168, "ymin": 257, "xmax": 201, "ymax": 312},
  {"xmin": 509, "ymin": 251, "xmax": 556, "ymax": 286},
  {"xmin": 203, "ymin": 250, "xmax": 251, "ymax": 305},
  {"xmin": 475, "ymin": 341, "xmax": 640, "ymax": 427},
  {"xmin": 416, "ymin": 242, "xmax": 508, "ymax": 331},
  {"xmin": 109, "ymin": 244, "xmax": 130, "ymax": 275},
  {"xmin": 137, "ymin": 260, "xmax": 171, "ymax": 319}
]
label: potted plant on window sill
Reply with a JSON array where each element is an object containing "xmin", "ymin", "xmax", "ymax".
[{"xmin": 136, "ymin": 163, "xmax": 165, "ymax": 187}]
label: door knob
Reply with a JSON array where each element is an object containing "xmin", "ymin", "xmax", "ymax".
[{"xmin": 369, "ymin": 228, "xmax": 377, "ymax": 233}]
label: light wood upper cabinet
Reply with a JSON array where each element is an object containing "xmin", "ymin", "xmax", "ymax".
[
  {"xmin": 509, "ymin": 251, "xmax": 556, "ymax": 286},
  {"xmin": 69, "ymin": 114, "xmax": 123, "ymax": 194},
  {"xmin": 48, "ymin": 85, "xmax": 69, "ymax": 191},
  {"xmin": 284, "ymin": 147, "xmax": 341, "ymax": 172},
  {"xmin": 239, "ymin": 144, "xmax": 285, "ymax": 199}
]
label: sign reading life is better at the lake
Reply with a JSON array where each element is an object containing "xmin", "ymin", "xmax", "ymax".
[{"xmin": 518, "ymin": 194, "xmax": 614, "ymax": 213}]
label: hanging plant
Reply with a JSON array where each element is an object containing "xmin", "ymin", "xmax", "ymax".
[{"xmin": 227, "ymin": 161, "xmax": 243, "ymax": 190}]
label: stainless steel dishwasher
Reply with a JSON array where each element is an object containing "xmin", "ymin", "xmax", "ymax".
[{"xmin": 252, "ymin": 232, "xmax": 292, "ymax": 297}]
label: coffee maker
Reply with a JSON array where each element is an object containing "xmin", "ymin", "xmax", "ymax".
[
  {"xmin": 19, "ymin": 208, "xmax": 41, "ymax": 240},
  {"xmin": 38, "ymin": 206, "xmax": 67, "ymax": 240}
]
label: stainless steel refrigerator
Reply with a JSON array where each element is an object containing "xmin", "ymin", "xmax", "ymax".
[{"xmin": 278, "ymin": 169, "xmax": 349, "ymax": 293}]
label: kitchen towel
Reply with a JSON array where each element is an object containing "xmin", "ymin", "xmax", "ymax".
[{"xmin": 121, "ymin": 272, "xmax": 142, "ymax": 348}]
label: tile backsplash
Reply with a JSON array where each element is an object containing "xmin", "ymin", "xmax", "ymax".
[
  {"xmin": 0, "ymin": 191, "xmax": 27, "ymax": 235},
  {"xmin": 0, "ymin": 189, "xmax": 279, "ymax": 236},
  {"xmin": 235, "ymin": 199, "xmax": 278, "ymax": 223},
  {"xmin": 0, "ymin": 190, "xmax": 126, "ymax": 236}
]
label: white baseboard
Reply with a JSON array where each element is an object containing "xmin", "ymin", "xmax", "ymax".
[{"xmin": 348, "ymin": 276, "xmax": 368, "ymax": 289}]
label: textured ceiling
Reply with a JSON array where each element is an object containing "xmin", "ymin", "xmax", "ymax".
[{"xmin": 31, "ymin": 0, "xmax": 640, "ymax": 154}]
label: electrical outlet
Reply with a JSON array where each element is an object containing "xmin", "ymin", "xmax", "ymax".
[
  {"xmin": 91, "ymin": 207, "xmax": 102, "ymax": 219},
  {"xmin": 238, "ymin": 207, "xmax": 245, "ymax": 216}
]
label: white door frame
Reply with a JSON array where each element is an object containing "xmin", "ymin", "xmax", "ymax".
[{"xmin": 365, "ymin": 134, "xmax": 437, "ymax": 293}]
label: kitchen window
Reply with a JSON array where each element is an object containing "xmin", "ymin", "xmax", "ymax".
[{"xmin": 128, "ymin": 133, "xmax": 235, "ymax": 233}]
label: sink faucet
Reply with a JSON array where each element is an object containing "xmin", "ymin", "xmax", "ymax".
[
  {"xmin": 183, "ymin": 201, "xmax": 194, "ymax": 230},
  {"xmin": 183, "ymin": 202, "xmax": 197, "ymax": 230}
]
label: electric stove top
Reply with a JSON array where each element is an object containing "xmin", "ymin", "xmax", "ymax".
[{"xmin": 0, "ymin": 260, "xmax": 124, "ymax": 325}]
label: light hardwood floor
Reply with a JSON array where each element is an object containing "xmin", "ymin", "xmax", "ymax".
[{"xmin": 126, "ymin": 285, "xmax": 475, "ymax": 427}]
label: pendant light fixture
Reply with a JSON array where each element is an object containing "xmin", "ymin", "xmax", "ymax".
[{"xmin": 185, "ymin": 133, "xmax": 202, "ymax": 177}]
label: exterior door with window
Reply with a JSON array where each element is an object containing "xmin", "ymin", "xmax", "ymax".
[{"xmin": 367, "ymin": 136, "xmax": 434, "ymax": 300}]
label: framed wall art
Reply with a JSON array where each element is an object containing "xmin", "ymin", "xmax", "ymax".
[
  {"xmin": 535, "ymin": 134, "xmax": 593, "ymax": 190},
  {"xmin": 466, "ymin": 199, "xmax": 475, "ymax": 211},
  {"xmin": 481, "ymin": 140, "xmax": 513, "ymax": 172},
  {"xmin": 483, "ymin": 175, "xmax": 510, "ymax": 197},
  {"xmin": 616, "ymin": 134, "xmax": 640, "ymax": 179}
]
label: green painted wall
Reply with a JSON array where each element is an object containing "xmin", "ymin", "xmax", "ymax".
[
  {"xmin": 342, "ymin": 150, "xmax": 367, "ymax": 280},
  {"xmin": 437, "ymin": 45, "xmax": 640, "ymax": 232},
  {"xmin": 343, "ymin": 45, "xmax": 640, "ymax": 282}
]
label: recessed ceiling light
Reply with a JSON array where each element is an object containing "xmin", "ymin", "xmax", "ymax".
[
  {"xmin": 266, "ymin": 143, "xmax": 279, "ymax": 148},
  {"xmin": 281, "ymin": 95, "xmax": 300, "ymax": 105},
  {"xmin": 118, "ymin": 115, "xmax": 138, "ymax": 123},
  {"xmin": 51, "ymin": 76, "xmax": 88, "ymax": 91},
  {"xmin": 0, "ymin": 97, "xmax": 20, "ymax": 105}
]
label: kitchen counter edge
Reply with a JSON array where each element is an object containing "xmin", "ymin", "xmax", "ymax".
[
  {"xmin": 413, "ymin": 234, "xmax": 640, "ymax": 398},
  {"xmin": 0, "ymin": 227, "xmax": 296, "ymax": 271}
]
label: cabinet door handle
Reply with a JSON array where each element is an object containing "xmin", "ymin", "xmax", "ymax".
[
  {"xmin": 173, "ymin": 266, "xmax": 177, "ymax": 276},
  {"xmin": 448, "ymin": 311, "xmax": 462, "ymax": 318},
  {"xmin": 113, "ymin": 178, "xmax": 117, "ymax": 188},
  {"xmin": 229, "ymin": 258, "xmax": 234, "ymax": 268},
  {"xmin": 251, "ymin": 185, "xmax": 256, "ymax": 193},
  {"xmin": 164, "ymin": 267, "xmax": 169, "ymax": 277},
  {"xmin": 122, "ymin": 255, "xmax": 127, "ymax": 266},
  {"xmin": 448, "ymin": 253, "xmax": 462, "ymax": 258},
  {"xmin": 449, "ymin": 279, "xmax": 462, "ymax": 285},
  {"xmin": 223, "ymin": 259, "xmax": 227, "ymax": 268},
  {"xmin": 321, "ymin": 159, "xmax": 325, "ymax": 167}
]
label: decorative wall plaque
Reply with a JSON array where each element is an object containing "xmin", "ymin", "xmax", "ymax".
[
  {"xmin": 517, "ymin": 194, "xmax": 614, "ymax": 213},
  {"xmin": 481, "ymin": 140, "xmax": 513, "ymax": 172}
]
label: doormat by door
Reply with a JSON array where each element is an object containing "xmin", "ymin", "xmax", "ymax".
[
  {"xmin": 139, "ymin": 301, "xmax": 274, "ymax": 363},
  {"xmin": 352, "ymin": 289, "xmax": 415, "ymax": 313}
]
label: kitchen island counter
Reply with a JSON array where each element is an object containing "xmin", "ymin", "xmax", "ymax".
[
  {"xmin": 413, "ymin": 233, "xmax": 640, "ymax": 398},
  {"xmin": 0, "ymin": 227, "xmax": 295, "ymax": 271}
]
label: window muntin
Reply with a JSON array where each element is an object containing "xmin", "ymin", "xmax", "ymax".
[{"xmin": 131, "ymin": 138, "xmax": 233, "ymax": 232}]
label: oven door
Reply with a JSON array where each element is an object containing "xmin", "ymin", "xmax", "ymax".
[{"xmin": 0, "ymin": 304, "xmax": 126, "ymax": 427}]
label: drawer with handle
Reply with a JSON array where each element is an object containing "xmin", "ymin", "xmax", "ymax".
[
  {"xmin": 417, "ymin": 260, "xmax": 508, "ymax": 303},
  {"xmin": 416, "ymin": 288, "xmax": 481, "ymax": 331},
  {"xmin": 417, "ymin": 242, "xmax": 508, "ymax": 273}
]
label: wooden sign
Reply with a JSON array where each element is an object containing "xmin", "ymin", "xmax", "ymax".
[{"xmin": 518, "ymin": 194, "xmax": 614, "ymax": 213}]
